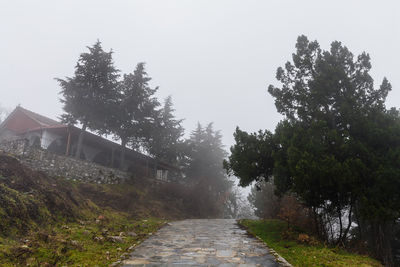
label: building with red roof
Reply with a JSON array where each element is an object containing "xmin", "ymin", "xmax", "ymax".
[{"xmin": 0, "ymin": 106, "xmax": 178, "ymax": 180}]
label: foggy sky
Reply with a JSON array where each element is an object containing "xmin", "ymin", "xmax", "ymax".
[{"xmin": 1, "ymin": 0, "xmax": 399, "ymax": 149}]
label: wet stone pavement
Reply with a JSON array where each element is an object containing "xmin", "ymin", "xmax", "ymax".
[{"xmin": 121, "ymin": 219, "xmax": 280, "ymax": 267}]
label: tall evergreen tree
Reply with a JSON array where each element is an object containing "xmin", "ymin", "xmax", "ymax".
[
  {"xmin": 224, "ymin": 36, "xmax": 400, "ymax": 265},
  {"xmin": 56, "ymin": 40, "xmax": 119, "ymax": 158},
  {"xmin": 146, "ymin": 96, "xmax": 184, "ymax": 164},
  {"xmin": 108, "ymin": 63, "xmax": 159, "ymax": 168},
  {"xmin": 184, "ymin": 123, "xmax": 233, "ymax": 216}
]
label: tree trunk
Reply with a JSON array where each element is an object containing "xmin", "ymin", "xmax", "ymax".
[
  {"xmin": 65, "ymin": 127, "xmax": 71, "ymax": 156},
  {"xmin": 375, "ymin": 222, "xmax": 394, "ymax": 267},
  {"xmin": 341, "ymin": 202, "xmax": 353, "ymax": 245},
  {"xmin": 354, "ymin": 204, "xmax": 362, "ymax": 240},
  {"xmin": 75, "ymin": 123, "xmax": 87, "ymax": 159},
  {"xmin": 120, "ymin": 138, "xmax": 127, "ymax": 170},
  {"xmin": 327, "ymin": 213, "xmax": 334, "ymax": 241},
  {"xmin": 312, "ymin": 207, "xmax": 320, "ymax": 238},
  {"xmin": 338, "ymin": 208, "xmax": 343, "ymax": 245}
]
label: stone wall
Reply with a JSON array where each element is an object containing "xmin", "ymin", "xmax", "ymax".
[{"xmin": 0, "ymin": 139, "xmax": 128, "ymax": 184}]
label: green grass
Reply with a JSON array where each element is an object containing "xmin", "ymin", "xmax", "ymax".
[
  {"xmin": 239, "ymin": 219, "xmax": 383, "ymax": 267},
  {"xmin": 0, "ymin": 211, "xmax": 166, "ymax": 266},
  {"xmin": 0, "ymin": 154, "xmax": 182, "ymax": 266}
]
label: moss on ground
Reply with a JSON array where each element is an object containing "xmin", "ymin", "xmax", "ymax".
[
  {"xmin": 239, "ymin": 219, "xmax": 383, "ymax": 267},
  {"xmin": 0, "ymin": 154, "xmax": 180, "ymax": 266},
  {"xmin": 0, "ymin": 212, "xmax": 165, "ymax": 266}
]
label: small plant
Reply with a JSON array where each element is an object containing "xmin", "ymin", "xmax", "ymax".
[{"xmin": 296, "ymin": 233, "xmax": 320, "ymax": 246}]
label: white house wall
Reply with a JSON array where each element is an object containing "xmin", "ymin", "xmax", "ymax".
[
  {"xmin": 25, "ymin": 132, "xmax": 42, "ymax": 146},
  {"xmin": 41, "ymin": 130, "xmax": 62, "ymax": 149}
]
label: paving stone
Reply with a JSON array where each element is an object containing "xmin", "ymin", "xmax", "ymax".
[
  {"xmin": 216, "ymin": 250, "xmax": 236, "ymax": 257},
  {"xmin": 121, "ymin": 219, "xmax": 281, "ymax": 267},
  {"xmin": 218, "ymin": 263, "xmax": 237, "ymax": 267}
]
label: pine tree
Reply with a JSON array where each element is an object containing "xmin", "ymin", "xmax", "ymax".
[
  {"xmin": 184, "ymin": 123, "xmax": 233, "ymax": 216},
  {"xmin": 56, "ymin": 40, "xmax": 119, "ymax": 158},
  {"xmin": 224, "ymin": 35, "xmax": 400, "ymax": 265},
  {"xmin": 146, "ymin": 96, "xmax": 184, "ymax": 164},
  {"xmin": 108, "ymin": 63, "xmax": 159, "ymax": 168}
]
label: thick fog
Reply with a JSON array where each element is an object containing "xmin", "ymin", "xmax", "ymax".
[{"xmin": 0, "ymin": 0, "xmax": 399, "ymax": 148}]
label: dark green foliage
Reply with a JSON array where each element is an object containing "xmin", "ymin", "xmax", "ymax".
[
  {"xmin": 106, "ymin": 63, "xmax": 159, "ymax": 167},
  {"xmin": 224, "ymin": 35, "xmax": 400, "ymax": 265},
  {"xmin": 56, "ymin": 40, "xmax": 120, "ymax": 158},
  {"xmin": 57, "ymin": 40, "xmax": 119, "ymax": 130},
  {"xmin": 145, "ymin": 96, "xmax": 185, "ymax": 164},
  {"xmin": 223, "ymin": 128, "xmax": 275, "ymax": 187},
  {"xmin": 56, "ymin": 41, "xmax": 185, "ymax": 169}
]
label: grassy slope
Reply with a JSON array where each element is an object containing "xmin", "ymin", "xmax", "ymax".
[
  {"xmin": 0, "ymin": 215, "xmax": 164, "ymax": 266},
  {"xmin": 0, "ymin": 154, "xmax": 184, "ymax": 266},
  {"xmin": 239, "ymin": 219, "xmax": 383, "ymax": 267}
]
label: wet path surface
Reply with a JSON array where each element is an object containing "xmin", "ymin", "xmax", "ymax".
[{"xmin": 121, "ymin": 219, "xmax": 280, "ymax": 267}]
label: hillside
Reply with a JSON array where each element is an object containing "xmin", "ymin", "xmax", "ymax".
[{"xmin": 0, "ymin": 153, "xmax": 192, "ymax": 266}]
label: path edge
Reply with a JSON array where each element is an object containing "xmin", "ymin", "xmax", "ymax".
[
  {"xmin": 111, "ymin": 221, "xmax": 170, "ymax": 266},
  {"xmin": 236, "ymin": 220, "xmax": 293, "ymax": 267}
]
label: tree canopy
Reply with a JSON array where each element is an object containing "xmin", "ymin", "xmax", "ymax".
[
  {"xmin": 224, "ymin": 35, "xmax": 400, "ymax": 265},
  {"xmin": 184, "ymin": 123, "xmax": 235, "ymax": 217},
  {"xmin": 56, "ymin": 40, "xmax": 238, "ymax": 218},
  {"xmin": 106, "ymin": 63, "xmax": 160, "ymax": 167},
  {"xmin": 145, "ymin": 96, "xmax": 185, "ymax": 165},
  {"xmin": 56, "ymin": 40, "xmax": 120, "ymax": 158}
]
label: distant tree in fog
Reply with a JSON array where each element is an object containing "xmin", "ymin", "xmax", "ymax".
[
  {"xmin": 183, "ymin": 123, "xmax": 234, "ymax": 217},
  {"xmin": 145, "ymin": 96, "xmax": 185, "ymax": 164},
  {"xmin": 248, "ymin": 181, "xmax": 280, "ymax": 219},
  {"xmin": 56, "ymin": 40, "xmax": 120, "ymax": 159}
]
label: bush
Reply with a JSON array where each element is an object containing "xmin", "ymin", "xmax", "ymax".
[{"xmin": 277, "ymin": 195, "xmax": 315, "ymax": 233}]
